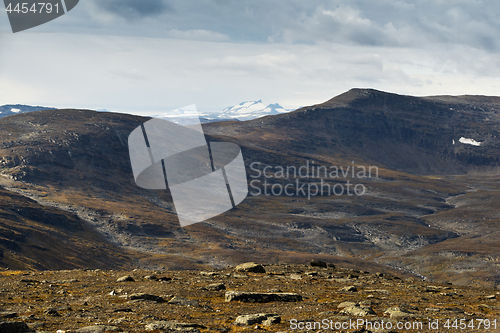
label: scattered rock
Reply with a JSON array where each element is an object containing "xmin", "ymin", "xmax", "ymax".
[
  {"xmin": 205, "ymin": 283, "xmax": 225, "ymax": 291},
  {"xmin": 383, "ymin": 307, "xmax": 416, "ymax": 319},
  {"xmin": 68, "ymin": 325, "xmax": 120, "ymax": 333},
  {"xmin": 338, "ymin": 301, "xmax": 357, "ymax": 309},
  {"xmin": 129, "ymin": 293, "xmax": 165, "ymax": 303},
  {"xmin": 225, "ymin": 291, "xmax": 302, "ymax": 303},
  {"xmin": 235, "ymin": 262, "xmax": 266, "ymax": 273},
  {"xmin": 290, "ymin": 274, "xmax": 302, "ymax": 280},
  {"xmin": 168, "ymin": 296, "xmax": 200, "ymax": 307},
  {"xmin": 340, "ymin": 305, "xmax": 376, "ymax": 317},
  {"xmin": 340, "ymin": 285, "xmax": 358, "ymax": 292},
  {"xmin": 234, "ymin": 313, "xmax": 280, "ymax": 326},
  {"xmin": 157, "ymin": 276, "xmax": 172, "ymax": 282},
  {"xmin": 116, "ymin": 276, "xmax": 134, "ymax": 282},
  {"xmin": 486, "ymin": 295, "xmax": 497, "ymax": 300},
  {"xmin": 145, "ymin": 321, "xmax": 205, "ymax": 332},
  {"xmin": 310, "ymin": 260, "xmax": 327, "ymax": 268},
  {"xmin": 425, "ymin": 308, "xmax": 441, "ymax": 312},
  {"xmin": 44, "ymin": 309, "xmax": 60, "ymax": 317}
]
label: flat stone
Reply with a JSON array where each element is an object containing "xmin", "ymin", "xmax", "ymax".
[
  {"xmin": 383, "ymin": 307, "xmax": 416, "ymax": 319},
  {"xmin": 225, "ymin": 291, "xmax": 302, "ymax": 303},
  {"xmin": 338, "ymin": 301, "xmax": 357, "ymax": 309},
  {"xmin": 340, "ymin": 305, "xmax": 376, "ymax": 317},
  {"xmin": 234, "ymin": 313, "xmax": 280, "ymax": 326},
  {"xmin": 68, "ymin": 325, "xmax": 120, "ymax": 333},
  {"xmin": 167, "ymin": 296, "xmax": 199, "ymax": 307},
  {"xmin": 205, "ymin": 283, "xmax": 226, "ymax": 291},
  {"xmin": 129, "ymin": 293, "xmax": 165, "ymax": 303},
  {"xmin": 116, "ymin": 276, "xmax": 134, "ymax": 282},
  {"xmin": 235, "ymin": 262, "xmax": 266, "ymax": 273},
  {"xmin": 145, "ymin": 321, "xmax": 205, "ymax": 332},
  {"xmin": 340, "ymin": 285, "xmax": 358, "ymax": 292}
]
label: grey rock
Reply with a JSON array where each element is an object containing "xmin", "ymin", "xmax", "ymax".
[
  {"xmin": 167, "ymin": 296, "xmax": 199, "ymax": 307},
  {"xmin": 225, "ymin": 291, "xmax": 302, "ymax": 303},
  {"xmin": 129, "ymin": 293, "xmax": 165, "ymax": 303},
  {"xmin": 340, "ymin": 305, "xmax": 376, "ymax": 317},
  {"xmin": 116, "ymin": 276, "xmax": 134, "ymax": 282},
  {"xmin": 68, "ymin": 325, "xmax": 120, "ymax": 333},
  {"xmin": 235, "ymin": 262, "xmax": 266, "ymax": 273},
  {"xmin": 338, "ymin": 301, "xmax": 357, "ymax": 309},
  {"xmin": 205, "ymin": 283, "xmax": 226, "ymax": 291},
  {"xmin": 145, "ymin": 321, "xmax": 205, "ymax": 332},
  {"xmin": 383, "ymin": 307, "xmax": 416, "ymax": 319},
  {"xmin": 234, "ymin": 313, "xmax": 280, "ymax": 326}
]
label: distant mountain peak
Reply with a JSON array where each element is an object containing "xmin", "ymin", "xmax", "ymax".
[{"xmin": 0, "ymin": 104, "xmax": 56, "ymax": 118}]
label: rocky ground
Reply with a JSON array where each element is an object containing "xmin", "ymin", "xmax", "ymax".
[{"xmin": 0, "ymin": 262, "xmax": 499, "ymax": 333}]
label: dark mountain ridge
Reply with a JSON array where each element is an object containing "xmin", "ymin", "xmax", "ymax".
[{"xmin": 206, "ymin": 88, "xmax": 500, "ymax": 175}]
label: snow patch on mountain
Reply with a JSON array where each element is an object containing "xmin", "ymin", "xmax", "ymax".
[{"xmin": 208, "ymin": 100, "xmax": 295, "ymax": 121}]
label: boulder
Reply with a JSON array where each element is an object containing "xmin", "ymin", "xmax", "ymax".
[
  {"xmin": 167, "ymin": 296, "xmax": 199, "ymax": 307},
  {"xmin": 225, "ymin": 291, "xmax": 302, "ymax": 303},
  {"xmin": 340, "ymin": 305, "xmax": 376, "ymax": 317},
  {"xmin": 310, "ymin": 260, "xmax": 327, "ymax": 268},
  {"xmin": 205, "ymin": 283, "xmax": 226, "ymax": 291},
  {"xmin": 234, "ymin": 313, "xmax": 280, "ymax": 326},
  {"xmin": 116, "ymin": 276, "xmax": 134, "ymax": 282},
  {"xmin": 145, "ymin": 321, "xmax": 204, "ymax": 332},
  {"xmin": 383, "ymin": 307, "xmax": 416, "ymax": 319},
  {"xmin": 235, "ymin": 262, "xmax": 266, "ymax": 273},
  {"xmin": 68, "ymin": 326, "xmax": 120, "ymax": 333},
  {"xmin": 129, "ymin": 293, "xmax": 165, "ymax": 303}
]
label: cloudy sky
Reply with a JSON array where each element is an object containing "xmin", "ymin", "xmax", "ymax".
[{"xmin": 1, "ymin": 0, "xmax": 499, "ymax": 115}]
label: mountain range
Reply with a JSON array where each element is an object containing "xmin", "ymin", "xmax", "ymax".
[
  {"xmin": 0, "ymin": 104, "xmax": 56, "ymax": 118},
  {"xmin": 0, "ymin": 89, "xmax": 498, "ymax": 289},
  {"xmin": 154, "ymin": 100, "xmax": 295, "ymax": 123}
]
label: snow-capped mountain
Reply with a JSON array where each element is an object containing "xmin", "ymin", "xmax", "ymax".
[
  {"xmin": 206, "ymin": 100, "xmax": 294, "ymax": 121},
  {"xmin": 0, "ymin": 104, "xmax": 56, "ymax": 118},
  {"xmin": 153, "ymin": 101, "xmax": 296, "ymax": 124}
]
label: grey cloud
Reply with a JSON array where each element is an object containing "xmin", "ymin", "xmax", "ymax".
[
  {"xmin": 97, "ymin": 0, "xmax": 172, "ymax": 19},
  {"xmin": 82, "ymin": 0, "xmax": 500, "ymax": 52}
]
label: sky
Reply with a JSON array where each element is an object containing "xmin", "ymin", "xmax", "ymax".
[{"xmin": 1, "ymin": 0, "xmax": 500, "ymax": 115}]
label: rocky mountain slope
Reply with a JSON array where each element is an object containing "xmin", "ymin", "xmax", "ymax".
[
  {"xmin": 205, "ymin": 88, "xmax": 500, "ymax": 175},
  {"xmin": 0, "ymin": 89, "xmax": 498, "ymax": 290}
]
